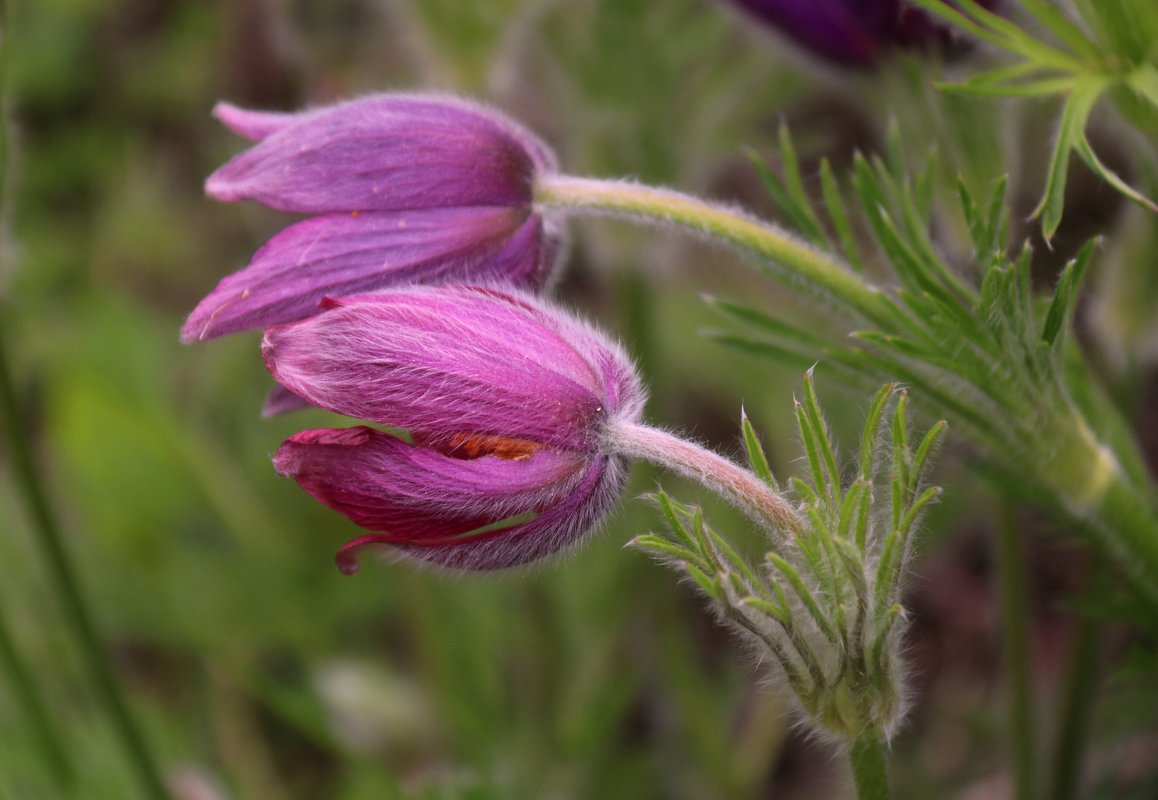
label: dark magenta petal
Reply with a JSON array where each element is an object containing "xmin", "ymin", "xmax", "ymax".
[
  {"xmin": 205, "ymin": 94, "xmax": 555, "ymax": 213},
  {"xmin": 728, "ymin": 0, "xmax": 893, "ymax": 66},
  {"xmin": 726, "ymin": 0, "xmax": 996, "ymax": 67},
  {"xmin": 275, "ymin": 426, "xmax": 628, "ymax": 570},
  {"xmin": 262, "ymin": 286, "xmax": 645, "ymax": 452},
  {"xmin": 482, "ymin": 214, "xmax": 563, "ymax": 292},
  {"xmin": 181, "ymin": 206, "xmax": 537, "ymax": 341}
]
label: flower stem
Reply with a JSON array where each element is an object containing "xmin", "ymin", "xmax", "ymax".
[
  {"xmin": 1084, "ymin": 468, "xmax": 1158, "ymax": 611},
  {"xmin": 0, "ymin": 599, "xmax": 74, "ymax": 788},
  {"xmin": 535, "ymin": 175, "xmax": 897, "ymax": 328},
  {"xmin": 0, "ymin": 316, "xmax": 170, "ymax": 800},
  {"xmin": 1045, "ymin": 589, "xmax": 1102, "ymax": 800},
  {"xmin": 849, "ymin": 732, "xmax": 891, "ymax": 800},
  {"xmin": 996, "ymin": 503, "xmax": 1036, "ymax": 800},
  {"xmin": 607, "ymin": 419, "xmax": 802, "ymax": 534}
]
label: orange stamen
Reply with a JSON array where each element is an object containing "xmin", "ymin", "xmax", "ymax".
[{"xmin": 446, "ymin": 432, "xmax": 543, "ymax": 461}]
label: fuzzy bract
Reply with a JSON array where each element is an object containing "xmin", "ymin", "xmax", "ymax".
[
  {"xmin": 262, "ymin": 285, "xmax": 645, "ymax": 571},
  {"xmin": 182, "ymin": 94, "xmax": 562, "ymax": 342}
]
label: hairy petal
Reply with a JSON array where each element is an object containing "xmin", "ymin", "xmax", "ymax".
[
  {"xmin": 205, "ymin": 95, "xmax": 554, "ymax": 213},
  {"xmin": 181, "ymin": 207, "xmax": 536, "ymax": 340},
  {"xmin": 262, "ymin": 286, "xmax": 639, "ymax": 451},
  {"xmin": 274, "ymin": 426, "xmax": 626, "ymax": 569}
]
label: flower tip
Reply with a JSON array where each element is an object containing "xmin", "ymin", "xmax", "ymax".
[
  {"xmin": 262, "ymin": 384, "xmax": 310, "ymax": 418},
  {"xmin": 204, "ymin": 169, "xmax": 243, "ymax": 203},
  {"xmin": 212, "ymin": 101, "xmax": 297, "ymax": 141},
  {"xmin": 335, "ymin": 534, "xmax": 395, "ymax": 576},
  {"xmin": 274, "ymin": 428, "xmax": 377, "ymax": 478},
  {"xmin": 179, "ymin": 305, "xmax": 220, "ymax": 342},
  {"xmin": 335, "ymin": 548, "xmax": 362, "ymax": 575},
  {"xmin": 259, "ymin": 327, "xmax": 282, "ymax": 375},
  {"xmin": 178, "ymin": 321, "xmax": 203, "ymax": 344}
]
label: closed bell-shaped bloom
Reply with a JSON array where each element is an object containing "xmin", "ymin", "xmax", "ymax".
[
  {"xmin": 262, "ymin": 285, "xmax": 645, "ymax": 572},
  {"xmin": 182, "ymin": 94, "xmax": 563, "ymax": 342},
  {"xmin": 725, "ymin": 0, "xmax": 995, "ymax": 68}
]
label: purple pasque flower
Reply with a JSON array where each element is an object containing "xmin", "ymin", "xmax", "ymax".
[
  {"xmin": 725, "ymin": 0, "xmax": 994, "ymax": 68},
  {"xmin": 182, "ymin": 94, "xmax": 562, "ymax": 342},
  {"xmin": 262, "ymin": 285, "xmax": 645, "ymax": 572}
]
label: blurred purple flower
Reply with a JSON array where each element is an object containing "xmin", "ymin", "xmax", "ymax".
[
  {"xmin": 262, "ymin": 285, "xmax": 645, "ymax": 572},
  {"xmin": 182, "ymin": 94, "xmax": 562, "ymax": 342},
  {"xmin": 726, "ymin": 0, "xmax": 994, "ymax": 68}
]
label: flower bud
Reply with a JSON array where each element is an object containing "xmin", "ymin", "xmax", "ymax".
[
  {"xmin": 725, "ymin": 0, "xmax": 997, "ymax": 68},
  {"xmin": 183, "ymin": 95, "xmax": 563, "ymax": 341},
  {"xmin": 262, "ymin": 285, "xmax": 645, "ymax": 571}
]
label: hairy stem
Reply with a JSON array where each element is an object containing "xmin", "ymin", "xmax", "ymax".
[
  {"xmin": 607, "ymin": 419, "xmax": 802, "ymax": 535},
  {"xmin": 535, "ymin": 175, "xmax": 896, "ymax": 327},
  {"xmin": 849, "ymin": 732, "xmax": 891, "ymax": 800}
]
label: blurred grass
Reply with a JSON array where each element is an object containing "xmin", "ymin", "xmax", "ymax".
[{"xmin": 2, "ymin": 0, "xmax": 1158, "ymax": 798}]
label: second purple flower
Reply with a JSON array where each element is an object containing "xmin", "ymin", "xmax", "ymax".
[
  {"xmin": 263, "ymin": 285, "xmax": 646, "ymax": 572},
  {"xmin": 725, "ymin": 0, "xmax": 994, "ymax": 68},
  {"xmin": 183, "ymin": 94, "xmax": 563, "ymax": 341}
]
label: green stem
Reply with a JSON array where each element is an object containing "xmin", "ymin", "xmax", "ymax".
[
  {"xmin": 535, "ymin": 175, "xmax": 898, "ymax": 328},
  {"xmin": 1084, "ymin": 469, "xmax": 1158, "ymax": 612},
  {"xmin": 1045, "ymin": 594, "xmax": 1101, "ymax": 800},
  {"xmin": 996, "ymin": 503, "xmax": 1036, "ymax": 800},
  {"xmin": 0, "ymin": 317, "xmax": 170, "ymax": 799},
  {"xmin": 0, "ymin": 599, "xmax": 74, "ymax": 788},
  {"xmin": 1042, "ymin": 409, "xmax": 1158, "ymax": 613},
  {"xmin": 849, "ymin": 732, "xmax": 891, "ymax": 800}
]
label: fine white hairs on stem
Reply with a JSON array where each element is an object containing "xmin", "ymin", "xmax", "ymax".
[{"xmin": 606, "ymin": 418, "xmax": 802, "ymax": 534}]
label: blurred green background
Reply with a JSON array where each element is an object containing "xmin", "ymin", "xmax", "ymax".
[{"xmin": 2, "ymin": 1, "xmax": 1157, "ymax": 798}]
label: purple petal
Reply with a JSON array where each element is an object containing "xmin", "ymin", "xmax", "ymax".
[
  {"xmin": 275, "ymin": 426, "xmax": 626, "ymax": 570},
  {"xmin": 482, "ymin": 214, "xmax": 562, "ymax": 291},
  {"xmin": 727, "ymin": 0, "xmax": 897, "ymax": 66},
  {"xmin": 181, "ymin": 206, "xmax": 539, "ymax": 341},
  {"xmin": 262, "ymin": 383, "xmax": 311, "ymax": 418},
  {"xmin": 726, "ymin": 0, "xmax": 994, "ymax": 67},
  {"xmin": 262, "ymin": 286, "xmax": 625, "ymax": 451},
  {"xmin": 213, "ymin": 101, "xmax": 302, "ymax": 141},
  {"xmin": 205, "ymin": 94, "xmax": 554, "ymax": 213}
]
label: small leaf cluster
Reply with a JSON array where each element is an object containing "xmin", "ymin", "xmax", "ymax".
[
  {"xmin": 709, "ymin": 127, "xmax": 1158, "ymax": 613},
  {"xmin": 909, "ymin": 0, "xmax": 1158, "ymax": 238},
  {"xmin": 631, "ymin": 376, "xmax": 945, "ymax": 740}
]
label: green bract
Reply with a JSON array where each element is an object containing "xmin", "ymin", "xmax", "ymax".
[{"xmin": 632, "ymin": 377, "xmax": 945, "ymax": 739}]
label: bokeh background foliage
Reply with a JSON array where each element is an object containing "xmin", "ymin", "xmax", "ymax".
[{"xmin": 2, "ymin": 1, "xmax": 1158, "ymax": 798}]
